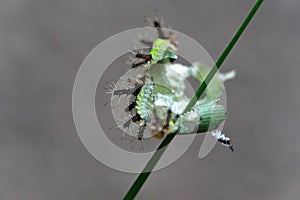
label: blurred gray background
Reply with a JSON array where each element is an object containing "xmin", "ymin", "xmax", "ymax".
[{"xmin": 1, "ymin": 0, "xmax": 300, "ymax": 199}]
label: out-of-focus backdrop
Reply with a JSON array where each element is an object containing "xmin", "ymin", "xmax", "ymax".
[{"xmin": 1, "ymin": 0, "xmax": 300, "ymax": 199}]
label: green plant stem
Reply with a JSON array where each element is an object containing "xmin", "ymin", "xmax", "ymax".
[{"xmin": 123, "ymin": 1, "xmax": 264, "ymax": 199}]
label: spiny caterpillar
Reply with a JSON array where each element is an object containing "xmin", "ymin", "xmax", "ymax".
[{"xmin": 108, "ymin": 19, "xmax": 235, "ymax": 151}]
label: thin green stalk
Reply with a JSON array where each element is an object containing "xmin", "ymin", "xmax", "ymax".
[{"xmin": 124, "ymin": 1, "xmax": 264, "ymax": 199}]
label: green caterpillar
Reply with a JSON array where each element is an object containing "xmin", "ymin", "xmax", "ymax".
[
  {"xmin": 135, "ymin": 75, "xmax": 155, "ymax": 124},
  {"xmin": 111, "ymin": 19, "xmax": 235, "ymax": 151}
]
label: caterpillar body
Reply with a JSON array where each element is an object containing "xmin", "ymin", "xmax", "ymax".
[
  {"xmin": 108, "ymin": 19, "xmax": 235, "ymax": 151},
  {"xmin": 136, "ymin": 75, "xmax": 155, "ymax": 123}
]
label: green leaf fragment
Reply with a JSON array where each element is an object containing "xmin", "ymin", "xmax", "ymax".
[{"xmin": 194, "ymin": 101, "xmax": 226, "ymax": 133}]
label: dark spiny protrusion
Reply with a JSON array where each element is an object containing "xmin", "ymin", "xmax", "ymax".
[
  {"xmin": 132, "ymin": 114, "xmax": 141, "ymax": 123},
  {"xmin": 154, "ymin": 20, "xmax": 161, "ymax": 28},
  {"xmin": 113, "ymin": 88, "xmax": 133, "ymax": 96},
  {"xmin": 123, "ymin": 118, "xmax": 132, "ymax": 129},
  {"xmin": 164, "ymin": 109, "xmax": 172, "ymax": 128},
  {"xmin": 218, "ymin": 138, "xmax": 234, "ymax": 152},
  {"xmin": 169, "ymin": 57, "xmax": 176, "ymax": 63},
  {"xmin": 150, "ymin": 75, "xmax": 154, "ymax": 82},
  {"xmin": 132, "ymin": 60, "xmax": 148, "ymax": 68},
  {"xmin": 154, "ymin": 110, "xmax": 179, "ymax": 139},
  {"xmin": 136, "ymin": 53, "xmax": 152, "ymax": 60},
  {"xmin": 138, "ymin": 124, "xmax": 146, "ymax": 140},
  {"xmin": 131, "ymin": 86, "xmax": 142, "ymax": 97},
  {"xmin": 172, "ymin": 114, "xmax": 180, "ymax": 123},
  {"xmin": 153, "ymin": 20, "xmax": 168, "ymax": 39},
  {"xmin": 139, "ymin": 75, "xmax": 146, "ymax": 83},
  {"xmin": 125, "ymin": 101, "xmax": 137, "ymax": 112},
  {"xmin": 132, "ymin": 53, "xmax": 152, "ymax": 68}
]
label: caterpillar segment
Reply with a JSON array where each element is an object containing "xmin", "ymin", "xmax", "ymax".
[{"xmin": 210, "ymin": 130, "xmax": 234, "ymax": 152}]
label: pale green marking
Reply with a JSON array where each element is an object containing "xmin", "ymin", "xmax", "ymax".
[{"xmin": 150, "ymin": 38, "xmax": 177, "ymax": 64}]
